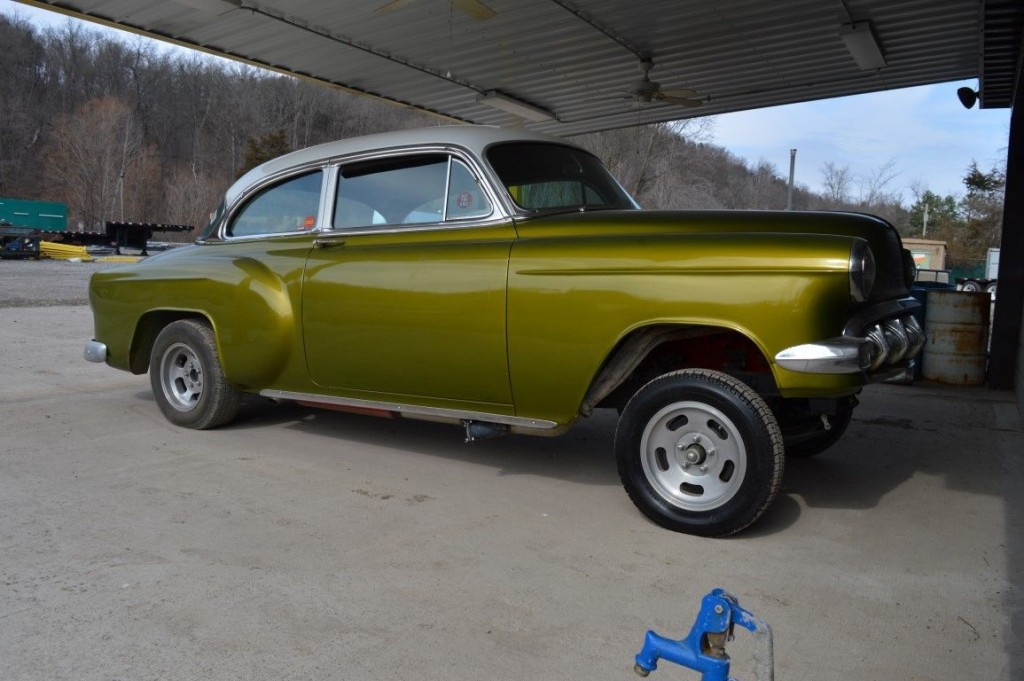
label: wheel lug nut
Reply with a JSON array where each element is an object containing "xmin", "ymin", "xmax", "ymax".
[{"xmin": 699, "ymin": 464, "xmax": 708, "ymax": 472}]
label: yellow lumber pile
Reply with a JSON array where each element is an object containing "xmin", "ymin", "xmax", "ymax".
[{"xmin": 39, "ymin": 241, "xmax": 94, "ymax": 261}]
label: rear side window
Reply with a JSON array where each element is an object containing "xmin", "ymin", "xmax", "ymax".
[{"xmin": 228, "ymin": 171, "xmax": 323, "ymax": 237}]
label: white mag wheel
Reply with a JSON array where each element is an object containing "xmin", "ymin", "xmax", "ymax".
[
  {"xmin": 159, "ymin": 341, "xmax": 205, "ymax": 412},
  {"xmin": 639, "ymin": 400, "xmax": 748, "ymax": 512}
]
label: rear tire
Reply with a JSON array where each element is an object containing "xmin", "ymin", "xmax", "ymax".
[
  {"xmin": 150, "ymin": 319, "xmax": 242, "ymax": 429},
  {"xmin": 615, "ymin": 369, "xmax": 784, "ymax": 537}
]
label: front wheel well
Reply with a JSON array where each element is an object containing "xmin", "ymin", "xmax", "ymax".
[
  {"xmin": 584, "ymin": 325, "xmax": 777, "ymax": 414},
  {"xmin": 129, "ymin": 310, "xmax": 211, "ymax": 374}
]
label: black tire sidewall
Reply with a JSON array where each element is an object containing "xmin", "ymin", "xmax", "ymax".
[
  {"xmin": 615, "ymin": 370, "xmax": 782, "ymax": 536},
  {"xmin": 149, "ymin": 320, "xmax": 238, "ymax": 429}
]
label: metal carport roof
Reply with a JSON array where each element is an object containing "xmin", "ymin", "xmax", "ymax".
[{"xmin": 13, "ymin": 0, "xmax": 1024, "ymax": 135}]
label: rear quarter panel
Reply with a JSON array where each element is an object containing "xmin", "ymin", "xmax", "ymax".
[{"xmin": 89, "ymin": 238, "xmax": 312, "ymax": 389}]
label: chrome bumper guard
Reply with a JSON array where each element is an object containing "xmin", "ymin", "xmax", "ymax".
[
  {"xmin": 776, "ymin": 313, "xmax": 925, "ymax": 375},
  {"xmin": 84, "ymin": 340, "xmax": 108, "ymax": 363}
]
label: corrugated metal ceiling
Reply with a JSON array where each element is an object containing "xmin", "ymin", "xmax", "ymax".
[{"xmin": 15, "ymin": 0, "xmax": 1024, "ymax": 136}]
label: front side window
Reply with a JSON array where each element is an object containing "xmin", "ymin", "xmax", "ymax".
[
  {"xmin": 486, "ymin": 142, "xmax": 637, "ymax": 213},
  {"xmin": 333, "ymin": 154, "xmax": 494, "ymax": 230},
  {"xmin": 228, "ymin": 171, "xmax": 323, "ymax": 238}
]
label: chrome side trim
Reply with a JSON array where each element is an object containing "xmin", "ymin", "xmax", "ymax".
[
  {"xmin": 84, "ymin": 340, "xmax": 108, "ymax": 363},
  {"xmin": 258, "ymin": 389, "xmax": 559, "ymax": 430},
  {"xmin": 774, "ymin": 337, "xmax": 871, "ymax": 374}
]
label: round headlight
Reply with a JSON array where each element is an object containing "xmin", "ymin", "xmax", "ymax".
[{"xmin": 849, "ymin": 240, "xmax": 876, "ymax": 303}]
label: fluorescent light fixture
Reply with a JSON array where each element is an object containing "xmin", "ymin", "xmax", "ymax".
[
  {"xmin": 476, "ymin": 91, "xmax": 554, "ymax": 122},
  {"xmin": 840, "ymin": 22, "xmax": 886, "ymax": 71}
]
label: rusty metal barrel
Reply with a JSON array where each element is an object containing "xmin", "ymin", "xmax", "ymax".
[{"xmin": 921, "ymin": 290, "xmax": 991, "ymax": 385}]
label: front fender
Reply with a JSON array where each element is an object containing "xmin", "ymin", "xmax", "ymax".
[{"xmin": 507, "ymin": 231, "xmax": 859, "ymax": 423}]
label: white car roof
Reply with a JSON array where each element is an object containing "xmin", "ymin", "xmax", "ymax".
[{"xmin": 227, "ymin": 125, "xmax": 576, "ymax": 206}]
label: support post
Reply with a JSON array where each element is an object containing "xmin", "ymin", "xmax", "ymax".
[{"xmin": 988, "ymin": 74, "xmax": 1024, "ymax": 402}]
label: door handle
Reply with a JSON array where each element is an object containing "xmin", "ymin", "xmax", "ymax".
[{"xmin": 313, "ymin": 238, "xmax": 345, "ymax": 249}]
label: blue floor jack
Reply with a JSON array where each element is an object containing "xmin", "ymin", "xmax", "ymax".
[{"xmin": 633, "ymin": 589, "xmax": 774, "ymax": 681}]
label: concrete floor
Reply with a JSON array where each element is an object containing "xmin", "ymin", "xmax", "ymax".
[{"xmin": 1, "ymin": 304, "xmax": 1021, "ymax": 681}]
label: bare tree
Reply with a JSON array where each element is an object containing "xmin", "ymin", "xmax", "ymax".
[
  {"xmin": 43, "ymin": 96, "xmax": 158, "ymax": 229},
  {"xmin": 163, "ymin": 163, "xmax": 225, "ymax": 231},
  {"xmin": 857, "ymin": 158, "xmax": 901, "ymax": 208},
  {"xmin": 820, "ymin": 161, "xmax": 852, "ymax": 207}
]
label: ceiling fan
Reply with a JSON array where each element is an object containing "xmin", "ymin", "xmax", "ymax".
[
  {"xmin": 629, "ymin": 60, "xmax": 704, "ymax": 107},
  {"xmin": 375, "ymin": 0, "xmax": 496, "ymax": 20}
]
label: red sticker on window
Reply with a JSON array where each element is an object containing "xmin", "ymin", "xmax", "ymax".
[
  {"xmin": 303, "ymin": 215, "xmax": 316, "ymax": 229},
  {"xmin": 456, "ymin": 192, "xmax": 473, "ymax": 209}
]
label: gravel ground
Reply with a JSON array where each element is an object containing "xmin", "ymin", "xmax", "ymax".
[{"xmin": 0, "ymin": 259, "xmax": 133, "ymax": 308}]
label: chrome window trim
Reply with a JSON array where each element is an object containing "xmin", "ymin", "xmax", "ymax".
[
  {"xmin": 321, "ymin": 144, "xmax": 507, "ymax": 234},
  {"xmin": 312, "ymin": 217, "xmax": 514, "ymax": 245},
  {"xmin": 220, "ymin": 165, "xmax": 329, "ymax": 241},
  {"xmin": 207, "ymin": 142, "xmax": 532, "ymax": 243}
]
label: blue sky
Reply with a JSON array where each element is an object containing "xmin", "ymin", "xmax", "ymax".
[
  {"xmin": 711, "ymin": 83, "xmax": 1011, "ymax": 202},
  {"xmin": 3, "ymin": 0, "xmax": 1013, "ymax": 203}
]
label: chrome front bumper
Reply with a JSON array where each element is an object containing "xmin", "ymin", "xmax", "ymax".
[
  {"xmin": 775, "ymin": 312, "xmax": 925, "ymax": 375},
  {"xmin": 84, "ymin": 340, "xmax": 108, "ymax": 363},
  {"xmin": 774, "ymin": 337, "xmax": 872, "ymax": 374}
]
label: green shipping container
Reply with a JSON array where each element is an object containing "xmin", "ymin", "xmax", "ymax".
[{"xmin": 0, "ymin": 197, "xmax": 68, "ymax": 232}]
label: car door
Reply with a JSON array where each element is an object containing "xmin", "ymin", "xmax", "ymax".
[{"xmin": 302, "ymin": 152, "xmax": 515, "ymax": 412}]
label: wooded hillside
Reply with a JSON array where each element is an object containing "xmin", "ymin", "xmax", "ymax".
[{"xmin": 2, "ymin": 12, "xmax": 995, "ymax": 262}]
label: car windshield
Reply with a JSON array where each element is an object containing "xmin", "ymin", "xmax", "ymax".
[{"xmin": 486, "ymin": 142, "xmax": 638, "ymax": 213}]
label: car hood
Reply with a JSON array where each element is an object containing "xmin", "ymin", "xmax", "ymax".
[{"xmin": 514, "ymin": 208, "xmax": 911, "ymax": 300}]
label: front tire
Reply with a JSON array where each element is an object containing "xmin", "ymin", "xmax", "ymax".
[
  {"xmin": 150, "ymin": 319, "xmax": 242, "ymax": 429},
  {"xmin": 615, "ymin": 369, "xmax": 784, "ymax": 537}
]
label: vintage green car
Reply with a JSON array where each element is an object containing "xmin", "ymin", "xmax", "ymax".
[{"xmin": 86, "ymin": 126, "xmax": 922, "ymax": 536}]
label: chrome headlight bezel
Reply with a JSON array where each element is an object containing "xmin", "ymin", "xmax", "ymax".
[{"xmin": 849, "ymin": 240, "xmax": 876, "ymax": 303}]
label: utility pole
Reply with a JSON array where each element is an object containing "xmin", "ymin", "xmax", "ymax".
[
  {"xmin": 786, "ymin": 149, "xmax": 797, "ymax": 210},
  {"xmin": 118, "ymin": 172, "xmax": 125, "ymax": 222}
]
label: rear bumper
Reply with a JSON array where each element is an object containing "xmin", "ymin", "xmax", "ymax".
[{"xmin": 84, "ymin": 340, "xmax": 108, "ymax": 363}]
